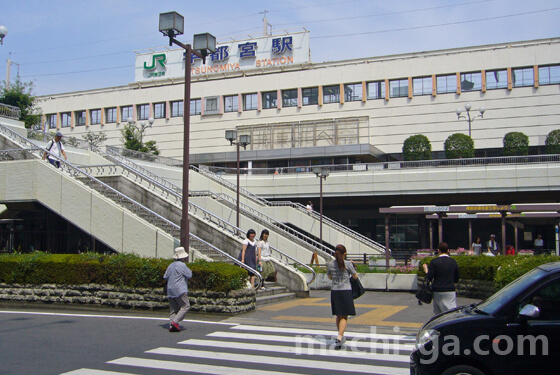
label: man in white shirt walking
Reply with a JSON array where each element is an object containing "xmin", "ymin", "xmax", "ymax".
[{"xmin": 42, "ymin": 132, "xmax": 67, "ymax": 168}]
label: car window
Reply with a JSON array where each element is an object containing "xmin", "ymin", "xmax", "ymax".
[
  {"xmin": 517, "ymin": 278, "xmax": 560, "ymax": 320},
  {"xmin": 478, "ymin": 267, "xmax": 546, "ymax": 315}
]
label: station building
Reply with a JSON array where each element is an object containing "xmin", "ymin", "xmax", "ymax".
[{"xmin": 35, "ymin": 32, "xmax": 560, "ymax": 251}]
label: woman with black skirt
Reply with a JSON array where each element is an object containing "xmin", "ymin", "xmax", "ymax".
[{"xmin": 327, "ymin": 244, "xmax": 358, "ymax": 349}]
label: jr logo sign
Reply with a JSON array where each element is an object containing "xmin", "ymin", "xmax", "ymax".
[{"xmin": 144, "ymin": 54, "xmax": 167, "ymax": 70}]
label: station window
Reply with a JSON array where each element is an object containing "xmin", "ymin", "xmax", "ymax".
[
  {"xmin": 389, "ymin": 78, "xmax": 408, "ymax": 98},
  {"xmin": 367, "ymin": 81, "xmax": 385, "ymax": 99},
  {"xmin": 75, "ymin": 111, "xmax": 86, "ymax": 126},
  {"xmin": 436, "ymin": 74, "xmax": 456, "ymax": 94},
  {"xmin": 243, "ymin": 93, "xmax": 258, "ymax": 111},
  {"xmin": 460, "ymin": 72, "xmax": 482, "ymax": 92},
  {"xmin": 539, "ymin": 65, "xmax": 560, "ymax": 85},
  {"xmin": 282, "ymin": 89, "xmax": 298, "ymax": 107},
  {"xmin": 513, "ymin": 67, "xmax": 534, "ymax": 87},
  {"xmin": 153, "ymin": 102, "xmax": 165, "ymax": 119},
  {"xmin": 170, "ymin": 101, "xmax": 183, "ymax": 117},
  {"xmin": 486, "ymin": 69, "xmax": 508, "ymax": 90},
  {"xmin": 105, "ymin": 107, "xmax": 117, "ymax": 123},
  {"xmin": 121, "ymin": 106, "xmax": 133, "ymax": 121},
  {"xmin": 90, "ymin": 109, "xmax": 101, "ymax": 125},
  {"xmin": 413, "ymin": 76, "xmax": 432, "ymax": 96},
  {"xmin": 344, "ymin": 83, "xmax": 362, "ymax": 102},
  {"xmin": 190, "ymin": 99, "xmax": 201, "ymax": 115},
  {"xmin": 302, "ymin": 87, "xmax": 318, "ymax": 105},
  {"xmin": 262, "ymin": 91, "xmax": 278, "ymax": 109},
  {"xmin": 323, "ymin": 85, "xmax": 340, "ymax": 104},
  {"xmin": 61, "ymin": 112, "xmax": 71, "ymax": 128},
  {"xmin": 137, "ymin": 104, "xmax": 150, "ymax": 120},
  {"xmin": 224, "ymin": 95, "xmax": 238, "ymax": 112},
  {"xmin": 46, "ymin": 114, "xmax": 57, "ymax": 129}
]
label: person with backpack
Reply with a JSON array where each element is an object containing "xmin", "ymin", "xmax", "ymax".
[{"xmin": 42, "ymin": 132, "xmax": 67, "ymax": 168}]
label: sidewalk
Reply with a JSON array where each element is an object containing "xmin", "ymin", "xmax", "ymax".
[{"xmin": 223, "ymin": 290, "xmax": 482, "ymax": 335}]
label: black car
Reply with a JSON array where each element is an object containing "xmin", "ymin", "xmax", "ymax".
[{"xmin": 410, "ymin": 262, "xmax": 560, "ymax": 375}]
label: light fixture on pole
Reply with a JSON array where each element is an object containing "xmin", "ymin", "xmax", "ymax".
[
  {"xmin": 312, "ymin": 166, "xmax": 329, "ymax": 245},
  {"xmin": 0, "ymin": 25, "xmax": 7, "ymax": 45},
  {"xmin": 455, "ymin": 103, "xmax": 485, "ymax": 138},
  {"xmin": 127, "ymin": 117, "xmax": 154, "ymax": 144},
  {"xmin": 225, "ymin": 130, "xmax": 251, "ymax": 232},
  {"xmin": 160, "ymin": 11, "xmax": 216, "ymax": 255}
]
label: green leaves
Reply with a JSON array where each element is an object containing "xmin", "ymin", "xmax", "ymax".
[
  {"xmin": 403, "ymin": 134, "xmax": 432, "ymax": 161},
  {"xmin": 502, "ymin": 131, "xmax": 529, "ymax": 156},
  {"xmin": 444, "ymin": 133, "xmax": 474, "ymax": 159},
  {"xmin": 545, "ymin": 129, "xmax": 560, "ymax": 154},
  {"xmin": 0, "ymin": 78, "xmax": 41, "ymax": 128}
]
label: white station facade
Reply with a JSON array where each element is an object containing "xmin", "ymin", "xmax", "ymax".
[{"xmin": 35, "ymin": 32, "xmax": 560, "ymax": 250}]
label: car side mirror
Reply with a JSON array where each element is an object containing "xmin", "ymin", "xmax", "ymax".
[{"xmin": 519, "ymin": 304, "xmax": 540, "ymax": 322}]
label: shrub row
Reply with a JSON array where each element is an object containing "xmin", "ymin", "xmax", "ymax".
[
  {"xmin": 418, "ymin": 254, "xmax": 560, "ymax": 289},
  {"xmin": 0, "ymin": 253, "xmax": 248, "ymax": 293}
]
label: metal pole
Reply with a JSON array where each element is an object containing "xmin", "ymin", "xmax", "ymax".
[
  {"xmin": 385, "ymin": 214, "xmax": 390, "ymax": 267},
  {"xmin": 236, "ymin": 141, "xmax": 240, "ymax": 231},
  {"xmin": 180, "ymin": 44, "xmax": 192, "ymax": 255},
  {"xmin": 319, "ymin": 175, "xmax": 323, "ymax": 245}
]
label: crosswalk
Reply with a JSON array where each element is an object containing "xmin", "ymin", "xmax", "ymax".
[{"xmin": 60, "ymin": 324, "xmax": 415, "ymax": 375}]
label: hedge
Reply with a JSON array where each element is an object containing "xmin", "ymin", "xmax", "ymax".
[
  {"xmin": 418, "ymin": 254, "xmax": 560, "ymax": 290},
  {"xmin": 0, "ymin": 253, "xmax": 248, "ymax": 293}
]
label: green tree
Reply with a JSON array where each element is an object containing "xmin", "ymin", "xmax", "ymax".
[
  {"xmin": 502, "ymin": 131, "xmax": 529, "ymax": 156},
  {"xmin": 403, "ymin": 134, "xmax": 432, "ymax": 161},
  {"xmin": 545, "ymin": 129, "xmax": 560, "ymax": 154},
  {"xmin": 121, "ymin": 123, "xmax": 159, "ymax": 155},
  {"xmin": 0, "ymin": 78, "xmax": 41, "ymax": 128},
  {"xmin": 444, "ymin": 133, "xmax": 474, "ymax": 159}
]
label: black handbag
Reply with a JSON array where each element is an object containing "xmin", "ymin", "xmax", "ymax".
[
  {"xmin": 350, "ymin": 277, "xmax": 365, "ymax": 299},
  {"xmin": 415, "ymin": 280, "xmax": 433, "ymax": 304}
]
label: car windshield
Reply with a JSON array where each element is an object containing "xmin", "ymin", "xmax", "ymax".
[{"xmin": 477, "ymin": 267, "xmax": 547, "ymax": 315}]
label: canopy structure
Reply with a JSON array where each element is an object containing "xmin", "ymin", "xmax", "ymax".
[{"xmin": 380, "ymin": 204, "xmax": 560, "ymax": 255}]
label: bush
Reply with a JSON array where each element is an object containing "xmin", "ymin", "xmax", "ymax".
[
  {"xmin": 494, "ymin": 255, "xmax": 560, "ymax": 289},
  {"xmin": 419, "ymin": 254, "xmax": 560, "ymax": 290},
  {"xmin": 444, "ymin": 133, "xmax": 474, "ymax": 159},
  {"xmin": 545, "ymin": 129, "xmax": 560, "ymax": 154},
  {"xmin": 0, "ymin": 253, "xmax": 247, "ymax": 293},
  {"xmin": 403, "ymin": 134, "xmax": 432, "ymax": 161},
  {"xmin": 503, "ymin": 131, "xmax": 529, "ymax": 156}
]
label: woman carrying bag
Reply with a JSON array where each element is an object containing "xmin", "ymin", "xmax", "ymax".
[{"xmin": 327, "ymin": 244, "xmax": 359, "ymax": 349}]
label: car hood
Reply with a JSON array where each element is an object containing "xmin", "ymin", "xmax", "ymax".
[{"xmin": 421, "ymin": 305, "xmax": 488, "ymax": 331}]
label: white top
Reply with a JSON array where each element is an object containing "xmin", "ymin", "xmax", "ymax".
[
  {"xmin": 534, "ymin": 238, "xmax": 544, "ymax": 246},
  {"xmin": 242, "ymin": 238, "xmax": 257, "ymax": 247},
  {"xmin": 257, "ymin": 240, "xmax": 271, "ymax": 260},
  {"xmin": 46, "ymin": 140, "xmax": 65, "ymax": 159}
]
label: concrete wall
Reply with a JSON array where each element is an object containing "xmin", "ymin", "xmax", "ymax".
[
  {"xmin": 0, "ymin": 159, "xmax": 175, "ymax": 257},
  {"xmin": 36, "ymin": 38, "xmax": 560, "ymax": 159}
]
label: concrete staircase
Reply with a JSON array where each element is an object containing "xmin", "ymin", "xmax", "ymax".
[{"xmin": 256, "ymin": 281, "xmax": 297, "ymax": 307}]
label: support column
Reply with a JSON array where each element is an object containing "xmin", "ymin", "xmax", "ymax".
[
  {"xmin": 501, "ymin": 212, "xmax": 506, "ymax": 255},
  {"xmin": 385, "ymin": 214, "xmax": 390, "ymax": 267}
]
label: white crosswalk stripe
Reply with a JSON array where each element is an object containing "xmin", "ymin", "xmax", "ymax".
[{"xmin": 61, "ymin": 324, "xmax": 413, "ymax": 375}]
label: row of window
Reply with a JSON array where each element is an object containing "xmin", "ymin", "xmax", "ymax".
[{"xmin": 44, "ymin": 64, "xmax": 560, "ymax": 128}]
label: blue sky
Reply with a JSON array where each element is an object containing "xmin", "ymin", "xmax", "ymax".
[{"xmin": 0, "ymin": 0, "xmax": 558, "ymax": 96}]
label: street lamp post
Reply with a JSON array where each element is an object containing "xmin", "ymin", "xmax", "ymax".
[
  {"xmin": 127, "ymin": 117, "xmax": 154, "ymax": 144},
  {"xmin": 225, "ymin": 130, "xmax": 251, "ymax": 232},
  {"xmin": 0, "ymin": 25, "xmax": 7, "ymax": 45},
  {"xmin": 455, "ymin": 103, "xmax": 485, "ymax": 138},
  {"xmin": 159, "ymin": 11, "xmax": 216, "ymax": 254},
  {"xmin": 312, "ymin": 167, "xmax": 329, "ymax": 244}
]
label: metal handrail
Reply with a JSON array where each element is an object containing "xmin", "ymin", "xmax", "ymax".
[
  {"xmin": 106, "ymin": 145, "xmax": 183, "ymax": 167},
  {"xmin": 82, "ymin": 152, "xmax": 317, "ymax": 283},
  {"xmin": 0, "ymin": 122, "xmax": 264, "ymax": 288},
  {"xmin": 192, "ymin": 164, "xmax": 387, "ymax": 253},
  {"xmin": 192, "ymin": 190, "xmax": 334, "ymax": 257},
  {"xmin": 26, "ymin": 128, "xmax": 91, "ymax": 150},
  {"xmin": 0, "ymin": 103, "xmax": 21, "ymax": 120}
]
